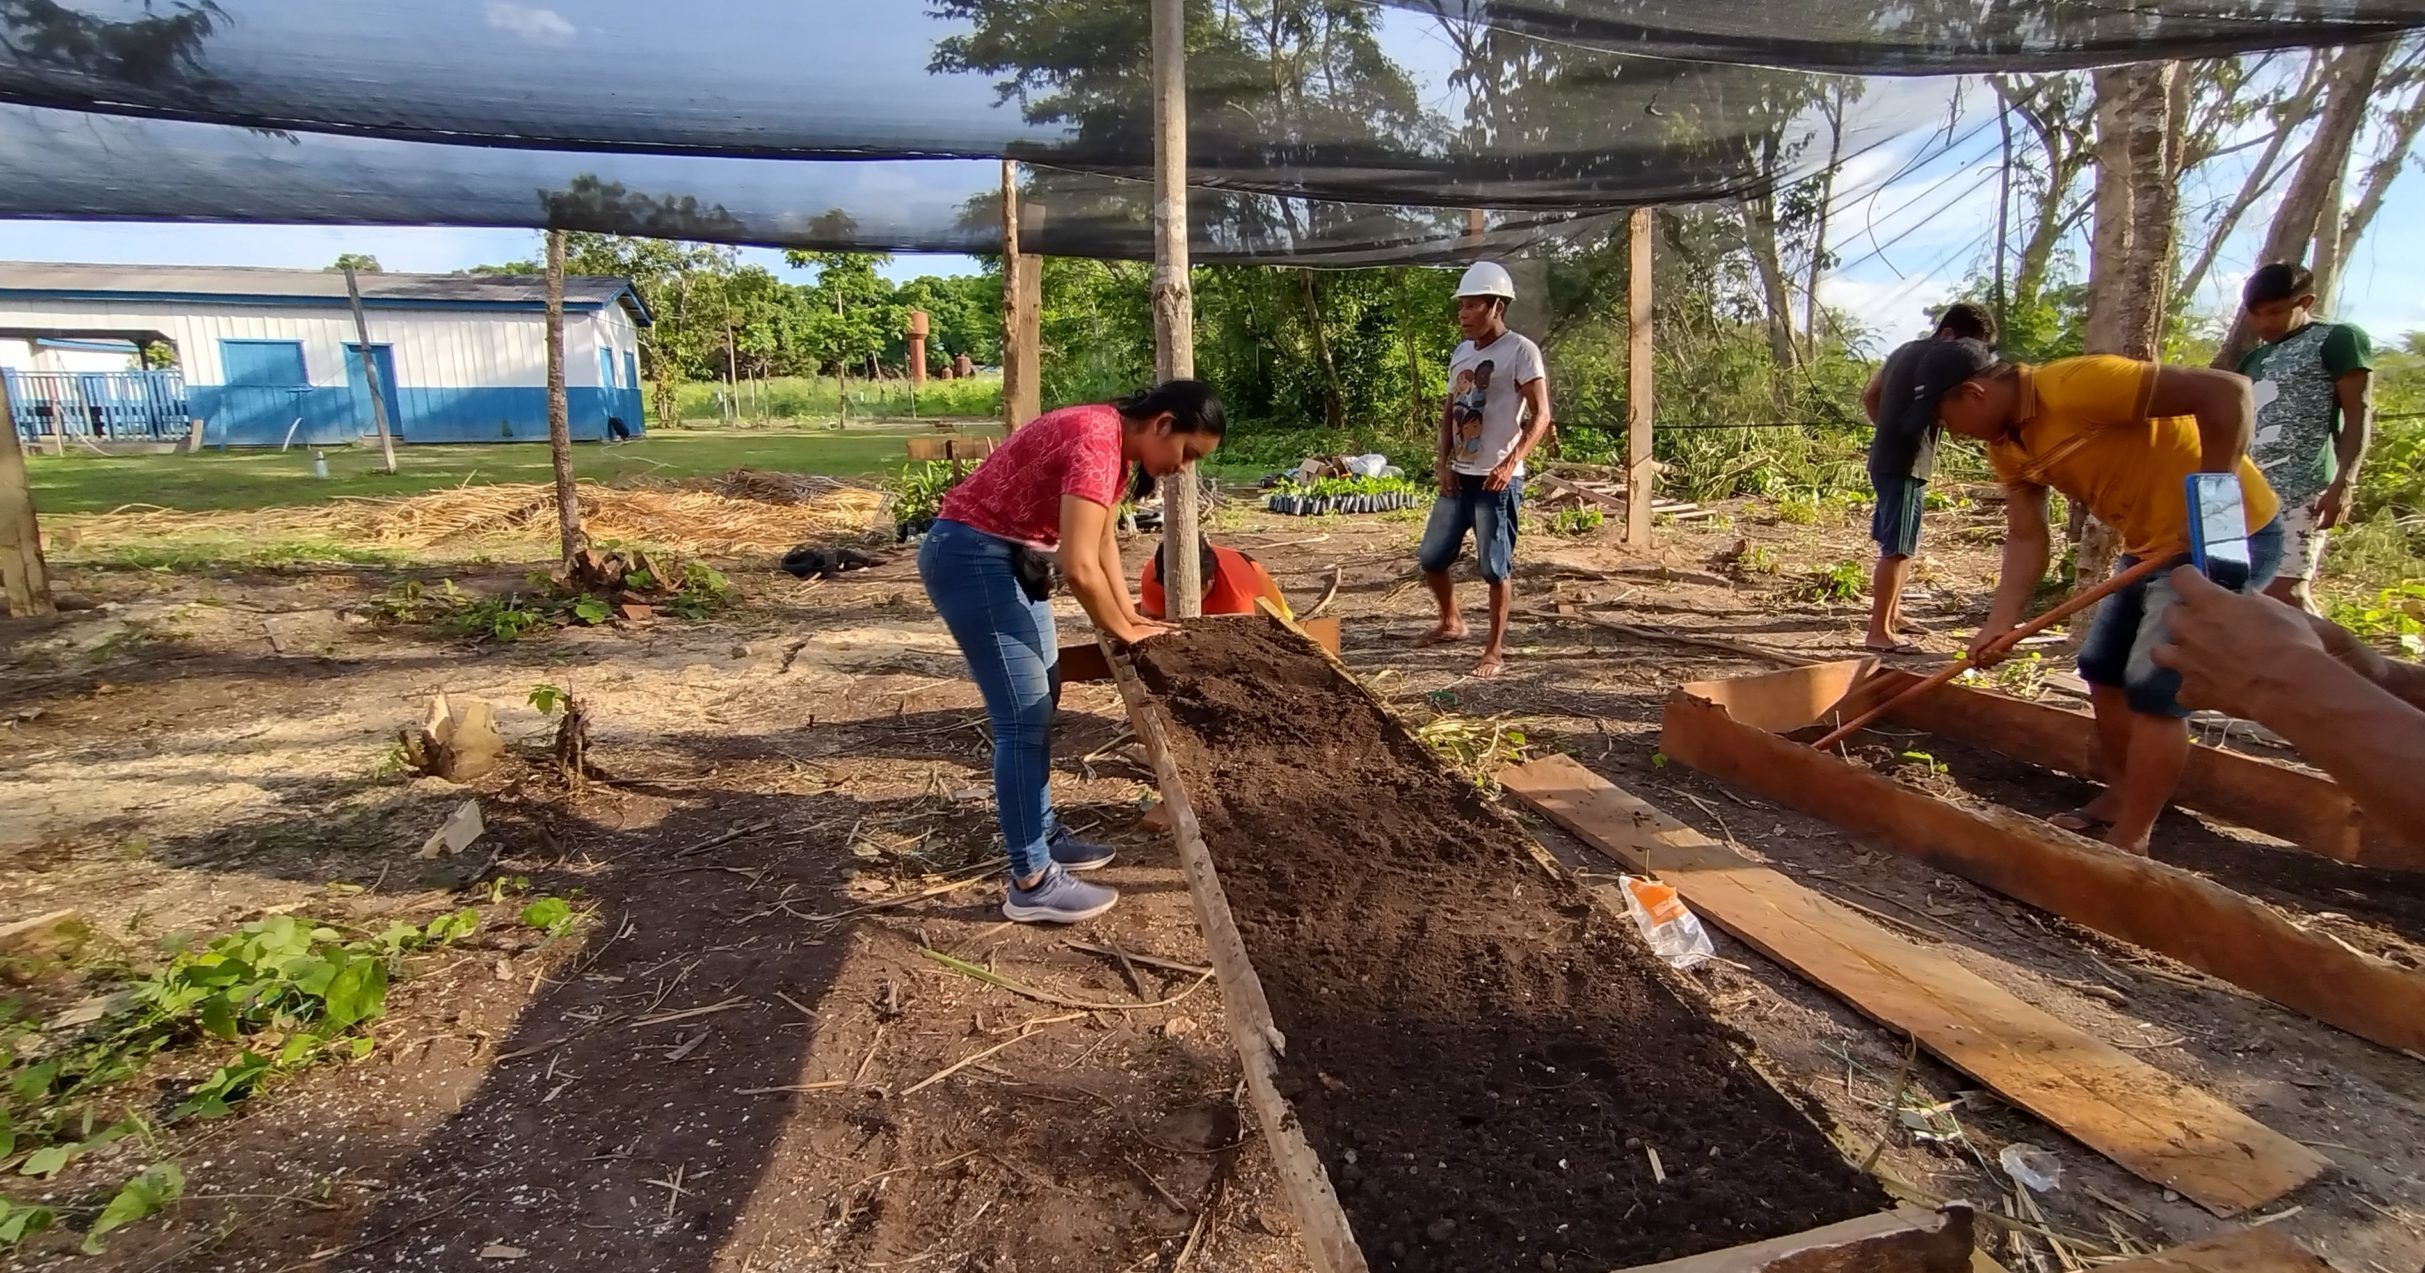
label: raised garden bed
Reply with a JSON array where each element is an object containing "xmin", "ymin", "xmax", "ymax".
[
  {"xmin": 1115, "ymin": 618, "xmax": 1934, "ymax": 1273},
  {"xmin": 1660, "ymin": 660, "xmax": 2425, "ymax": 1056}
]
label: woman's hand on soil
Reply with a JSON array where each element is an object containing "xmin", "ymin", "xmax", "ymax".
[{"xmin": 1116, "ymin": 620, "xmax": 1176, "ymax": 645}]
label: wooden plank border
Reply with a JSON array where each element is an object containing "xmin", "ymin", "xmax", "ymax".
[
  {"xmin": 1659, "ymin": 670, "xmax": 2425, "ymax": 1057},
  {"xmin": 1499, "ymin": 754, "xmax": 2326, "ymax": 1217},
  {"xmin": 1844, "ymin": 663, "xmax": 2416, "ymax": 873}
]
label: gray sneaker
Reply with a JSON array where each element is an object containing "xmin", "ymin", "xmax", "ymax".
[
  {"xmin": 1048, "ymin": 827, "xmax": 1116, "ymax": 873},
  {"xmin": 1004, "ymin": 864, "xmax": 1119, "ymax": 924}
]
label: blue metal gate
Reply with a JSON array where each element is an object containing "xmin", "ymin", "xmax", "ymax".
[{"xmin": 4, "ymin": 369, "xmax": 190, "ymax": 441}]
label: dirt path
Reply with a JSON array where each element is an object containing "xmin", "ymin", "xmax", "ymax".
[{"xmin": 0, "ymin": 492, "xmax": 2418, "ymax": 1271}]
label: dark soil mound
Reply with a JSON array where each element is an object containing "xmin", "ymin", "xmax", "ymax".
[{"xmin": 1134, "ymin": 619, "xmax": 1885, "ymax": 1272}]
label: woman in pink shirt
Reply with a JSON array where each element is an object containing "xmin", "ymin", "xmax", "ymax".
[{"xmin": 919, "ymin": 380, "xmax": 1226, "ymax": 923}]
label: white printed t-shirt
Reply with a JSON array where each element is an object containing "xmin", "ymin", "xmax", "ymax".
[{"xmin": 1445, "ymin": 330, "xmax": 1547, "ymax": 477}]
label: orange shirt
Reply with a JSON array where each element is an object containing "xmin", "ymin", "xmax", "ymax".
[{"xmin": 1986, "ymin": 356, "xmax": 2279, "ymax": 558}]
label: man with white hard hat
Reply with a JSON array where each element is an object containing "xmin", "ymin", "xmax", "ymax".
[{"xmin": 1417, "ymin": 261, "xmax": 1553, "ymax": 678}]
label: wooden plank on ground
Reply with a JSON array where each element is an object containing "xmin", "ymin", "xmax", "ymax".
[
  {"xmin": 1498, "ymin": 753, "xmax": 2329, "ymax": 1218},
  {"xmin": 1662, "ymin": 682, "xmax": 2425, "ymax": 1058},
  {"xmin": 2089, "ymin": 1227, "xmax": 2329, "ymax": 1272}
]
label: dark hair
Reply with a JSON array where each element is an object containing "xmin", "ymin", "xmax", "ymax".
[
  {"xmin": 2244, "ymin": 262, "xmax": 2315, "ymax": 307},
  {"xmin": 1115, "ymin": 378, "xmax": 1226, "ymax": 438},
  {"xmin": 1934, "ymin": 301, "xmax": 1996, "ymax": 343}
]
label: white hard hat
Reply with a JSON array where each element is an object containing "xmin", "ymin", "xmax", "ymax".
[{"xmin": 1455, "ymin": 260, "xmax": 1516, "ymax": 301}]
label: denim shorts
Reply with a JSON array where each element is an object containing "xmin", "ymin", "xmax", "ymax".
[
  {"xmin": 2076, "ymin": 518, "xmax": 2285, "ymax": 717},
  {"xmin": 1417, "ymin": 473, "xmax": 1523, "ymax": 582},
  {"xmin": 1869, "ymin": 473, "xmax": 1926, "ymax": 558}
]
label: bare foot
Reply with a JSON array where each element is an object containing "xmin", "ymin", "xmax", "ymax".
[
  {"xmin": 1862, "ymin": 636, "xmax": 1924, "ymax": 655},
  {"xmin": 2101, "ymin": 827, "xmax": 2151, "ymax": 857},
  {"xmin": 1472, "ymin": 650, "xmax": 1506, "ymax": 678},
  {"xmin": 1896, "ymin": 617, "xmax": 1933, "ymax": 636},
  {"xmin": 1415, "ymin": 622, "xmax": 1469, "ymax": 648}
]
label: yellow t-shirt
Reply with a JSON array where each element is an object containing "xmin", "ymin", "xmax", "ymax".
[{"xmin": 1986, "ymin": 356, "xmax": 2279, "ymax": 558}]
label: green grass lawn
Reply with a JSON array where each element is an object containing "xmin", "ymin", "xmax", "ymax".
[{"xmin": 28, "ymin": 428, "xmax": 1000, "ymax": 515}]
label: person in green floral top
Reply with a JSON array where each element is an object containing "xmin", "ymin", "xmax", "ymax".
[{"xmin": 2233, "ymin": 263, "xmax": 2375, "ymax": 612}]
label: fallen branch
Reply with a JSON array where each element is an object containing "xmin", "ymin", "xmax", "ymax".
[
  {"xmin": 1303, "ymin": 565, "xmax": 1343, "ymax": 619},
  {"xmin": 919, "ymin": 948, "xmax": 1213, "ymax": 1012},
  {"xmin": 793, "ymin": 859, "xmax": 1006, "ymax": 923},
  {"xmin": 627, "ymin": 995, "xmax": 752, "ymax": 1030},
  {"xmin": 1532, "ymin": 608, "xmax": 1810, "ymax": 667},
  {"xmin": 900, "ymin": 1016, "xmax": 1073, "ymax": 1096},
  {"xmin": 1064, "ymin": 941, "xmax": 1212, "ymax": 979}
]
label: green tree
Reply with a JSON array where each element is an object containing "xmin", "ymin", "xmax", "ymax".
[{"xmin": 330, "ymin": 252, "xmax": 383, "ymax": 273}]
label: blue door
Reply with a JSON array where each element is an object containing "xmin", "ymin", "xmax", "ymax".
[
  {"xmin": 344, "ymin": 344, "xmax": 403, "ymax": 441},
  {"xmin": 215, "ymin": 339, "xmax": 313, "ymax": 445}
]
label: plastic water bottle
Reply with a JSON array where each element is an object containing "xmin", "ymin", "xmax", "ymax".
[
  {"xmin": 1619, "ymin": 875, "xmax": 1715, "ymax": 969},
  {"xmin": 311, "ymin": 450, "xmax": 330, "ymax": 479}
]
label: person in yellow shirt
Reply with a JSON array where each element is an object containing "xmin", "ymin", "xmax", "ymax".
[{"xmin": 1905, "ymin": 339, "xmax": 2284, "ymax": 856}]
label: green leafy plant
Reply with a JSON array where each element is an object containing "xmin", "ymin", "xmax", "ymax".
[
  {"xmin": 519, "ymin": 897, "xmax": 580, "ymax": 938},
  {"xmin": 1727, "ymin": 543, "xmax": 1782, "ymax": 577},
  {"xmin": 527, "ymin": 684, "xmax": 568, "ymax": 715},
  {"xmin": 887, "ymin": 460, "xmax": 968, "ymax": 530},
  {"xmin": 2328, "ymin": 581, "xmax": 2425, "ymax": 656},
  {"xmin": 1544, "ymin": 505, "xmax": 1605, "ymax": 537},
  {"xmin": 0, "ymin": 908, "xmax": 480, "ymax": 1249},
  {"xmin": 84, "ymin": 1161, "xmax": 182, "ymax": 1253},
  {"xmin": 1774, "ymin": 494, "xmax": 1822, "ymax": 526},
  {"xmin": 1897, "ymin": 750, "xmax": 1949, "ymax": 778},
  {"xmin": 1414, "ymin": 713, "xmax": 1536, "ymax": 793},
  {"xmin": 1799, "ymin": 559, "xmax": 1868, "ymax": 603}
]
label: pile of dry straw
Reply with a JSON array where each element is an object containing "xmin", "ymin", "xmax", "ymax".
[{"xmin": 55, "ymin": 469, "xmax": 888, "ymax": 558}]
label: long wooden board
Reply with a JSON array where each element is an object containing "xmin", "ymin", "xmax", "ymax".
[
  {"xmin": 2090, "ymin": 1228, "xmax": 2330, "ymax": 1272},
  {"xmin": 1660, "ymin": 683, "xmax": 2425, "ymax": 1058},
  {"xmin": 1499, "ymin": 754, "xmax": 2327, "ymax": 1219}
]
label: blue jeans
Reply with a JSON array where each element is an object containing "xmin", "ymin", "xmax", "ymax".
[
  {"xmin": 919, "ymin": 519, "xmax": 1064, "ymax": 879},
  {"xmin": 1418, "ymin": 473, "xmax": 1523, "ymax": 582},
  {"xmin": 2077, "ymin": 518, "xmax": 2285, "ymax": 717}
]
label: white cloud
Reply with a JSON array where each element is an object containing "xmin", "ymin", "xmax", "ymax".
[{"xmin": 485, "ymin": 2, "xmax": 576, "ymax": 47}]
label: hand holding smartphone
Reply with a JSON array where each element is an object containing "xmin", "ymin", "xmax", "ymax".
[{"xmin": 2184, "ymin": 472, "xmax": 2252, "ymax": 591}]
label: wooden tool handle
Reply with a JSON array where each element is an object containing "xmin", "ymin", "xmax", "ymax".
[{"xmin": 1809, "ymin": 555, "xmax": 2175, "ymax": 751}]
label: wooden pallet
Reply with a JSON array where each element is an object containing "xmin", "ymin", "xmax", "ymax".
[
  {"xmin": 1106, "ymin": 616, "xmax": 1974, "ymax": 1273},
  {"xmin": 1658, "ymin": 660, "xmax": 2425, "ymax": 1058}
]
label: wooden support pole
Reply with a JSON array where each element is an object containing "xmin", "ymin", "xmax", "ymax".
[
  {"xmin": 0, "ymin": 369, "xmax": 55, "ymax": 616},
  {"xmin": 1151, "ymin": 0, "xmax": 1201, "ymax": 618},
  {"xmin": 343, "ymin": 267, "xmax": 400, "ymax": 475},
  {"xmin": 1625, "ymin": 207, "xmax": 1655, "ymax": 549},
  {"xmin": 544, "ymin": 229, "xmax": 585, "ymax": 566},
  {"xmin": 999, "ymin": 160, "xmax": 1042, "ymax": 431}
]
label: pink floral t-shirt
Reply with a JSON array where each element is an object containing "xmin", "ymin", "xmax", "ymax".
[{"xmin": 940, "ymin": 404, "xmax": 1128, "ymax": 549}]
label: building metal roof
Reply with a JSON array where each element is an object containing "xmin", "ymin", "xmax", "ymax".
[{"xmin": 0, "ymin": 263, "xmax": 652, "ymax": 325}]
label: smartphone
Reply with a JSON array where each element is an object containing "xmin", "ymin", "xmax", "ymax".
[{"xmin": 2184, "ymin": 472, "xmax": 2252, "ymax": 591}]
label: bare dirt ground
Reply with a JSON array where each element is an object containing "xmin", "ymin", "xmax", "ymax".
[{"xmin": 2, "ymin": 490, "xmax": 2421, "ymax": 1272}]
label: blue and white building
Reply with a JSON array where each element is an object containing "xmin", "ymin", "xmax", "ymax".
[{"xmin": 0, "ymin": 263, "xmax": 650, "ymax": 447}]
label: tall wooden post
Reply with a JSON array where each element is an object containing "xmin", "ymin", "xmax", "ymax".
[
  {"xmin": 1151, "ymin": 0, "xmax": 1201, "ymax": 617},
  {"xmin": 1625, "ymin": 207, "xmax": 1655, "ymax": 550},
  {"xmin": 1000, "ymin": 161, "xmax": 1042, "ymax": 431},
  {"xmin": 544, "ymin": 229, "xmax": 585, "ymax": 565},
  {"xmin": 0, "ymin": 370, "xmax": 55, "ymax": 616},
  {"xmin": 343, "ymin": 267, "xmax": 400, "ymax": 474}
]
